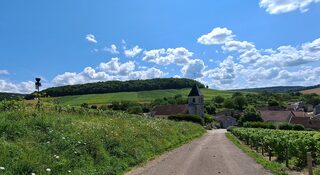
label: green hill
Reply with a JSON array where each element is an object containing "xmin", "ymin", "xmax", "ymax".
[
  {"xmin": 0, "ymin": 92, "xmax": 25, "ymax": 100},
  {"xmin": 56, "ymin": 88, "xmax": 237, "ymax": 106},
  {"xmin": 234, "ymin": 84, "xmax": 320, "ymax": 93}
]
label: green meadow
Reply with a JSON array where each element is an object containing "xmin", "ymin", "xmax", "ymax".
[
  {"xmin": 0, "ymin": 108, "xmax": 205, "ymax": 175},
  {"xmin": 56, "ymin": 88, "xmax": 238, "ymax": 106}
]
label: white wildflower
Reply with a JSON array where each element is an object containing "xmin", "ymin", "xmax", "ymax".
[
  {"xmin": 0, "ymin": 167, "xmax": 5, "ymax": 170},
  {"xmin": 46, "ymin": 168, "xmax": 51, "ymax": 172},
  {"xmin": 31, "ymin": 173, "xmax": 36, "ymax": 175},
  {"xmin": 68, "ymin": 170, "xmax": 71, "ymax": 173}
]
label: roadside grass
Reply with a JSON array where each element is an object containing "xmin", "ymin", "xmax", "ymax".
[
  {"xmin": 226, "ymin": 132, "xmax": 288, "ymax": 175},
  {"xmin": 0, "ymin": 110, "xmax": 205, "ymax": 175},
  {"xmin": 56, "ymin": 88, "xmax": 244, "ymax": 106}
]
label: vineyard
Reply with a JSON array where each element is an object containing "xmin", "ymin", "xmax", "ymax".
[{"xmin": 229, "ymin": 127, "xmax": 320, "ymax": 169}]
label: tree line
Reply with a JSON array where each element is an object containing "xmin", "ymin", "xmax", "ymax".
[{"xmin": 26, "ymin": 78, "xmax": 205, "ymax": 98}]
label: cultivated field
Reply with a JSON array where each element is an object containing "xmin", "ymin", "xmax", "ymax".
[{"xmin": 301, "ymin": 87, "xmax": 320, "ymax": 95}]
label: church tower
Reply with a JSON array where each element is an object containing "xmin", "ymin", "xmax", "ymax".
[{"xmin": 188, "ymin": 84, "xmax": 204, "ymax": 118}]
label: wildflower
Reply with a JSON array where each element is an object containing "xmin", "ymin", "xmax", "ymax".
[
  {"xmin": 46, "ymin": 168, "xmax": 51, "ymax": 172},
  {"xmin": 68, "ymin": 170, "xmax": 71, "ymax": 173},
  {"xmin": 31, "ymin": 173, "xmax": 36, "ymax": 175},
  {"xmin": 0, "ymin": 167, "xmax": 5, "ymax": 170},
  {"xmin": 62, "ymin": 137, "xmax": 65, "ymax": 140}
]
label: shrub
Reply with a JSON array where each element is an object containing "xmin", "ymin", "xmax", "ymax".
[
  {"xmin": 127, "ymin": 106, "xmax": 143, "ymax": 114},
  {"xmin": 205, "ymin": 104, "xmax": 216, "ymax": 115},
  {"xmin": 292, "ymin": 124, "xmax": 305, "ymax": 131},
  {"xmin": 243, "ymin": 122, "xmax": 276, "ymax": 129},
  {"xmin": 168, "ymin": 114, "xmax": 202, "ymax": 125},
  {"xmin": 204, "ymin": 114, "xmax": 213, "ymax": 123},
  {"xmin": 278, "ymin": 123, "xmax": 293, "ymax": 130},
  {"xmin": 239, "ymin": 105, "xmax": 262, "ymax": 125}
]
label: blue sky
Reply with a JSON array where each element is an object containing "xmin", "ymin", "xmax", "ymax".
[{"xmin": 0, "ymin": 0, "xmax": 320, "ymax": 93}]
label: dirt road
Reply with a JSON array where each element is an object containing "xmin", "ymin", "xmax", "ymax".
[{"xmin": 126, "ymin": 129, "xmax": 272, "ymax": 175}]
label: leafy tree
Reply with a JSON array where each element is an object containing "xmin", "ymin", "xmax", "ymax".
[
  {"xmin": 223, "ymin": 99, "xmax": 234, "ymax": 109},
  {"xmin": 127, "ymin": 106, "xmax": 143, "ymax": 114},
  {"xmin": 303, "ymin": 93, "xmax": 320, "ymax": 106},
  {"xmin": 233, "ymin": 96, "xmax": 247, "ymax": 110},
  {"xmin": 205, "ymin": 104, "xmax": 216, "ymax": 115},
  {"xmin": 213, "ymin": 95, "xmax": 224, "ymax": 104},
  {"xmin": 268, "ymin": 99, "xmax": 280, "ymax": 107},
  {"xmin": 232, "ymin": 92, "xmax": 243, "ymax": 98},
  {"xmin": 239, "ymin": 105, "xmax": 262, "ymax": 125}
]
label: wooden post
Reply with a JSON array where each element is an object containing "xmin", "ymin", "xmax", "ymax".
[
  {"xmin": 268, "ymin": 146, "xmax": 272, "ymax": 161},
  {"xmin": 307, "ymin": 152, "xmax": 313, "ymax": 175},
  {"xmin": 285, "ymin": 148, "xmax": 289, "ymax": 167}
]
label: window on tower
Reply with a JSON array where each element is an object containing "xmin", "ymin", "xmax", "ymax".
[{"xmin": 193, "ymin": 98, "xmax": 196, "ymax": 103}]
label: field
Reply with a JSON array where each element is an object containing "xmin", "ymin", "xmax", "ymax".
[
  {"xmin": 0, "ymin": 103, "xmax": 205, "ymax": 175},
  {"xmin": 301, "ymin": 87, "xmax": 320, "ymax": 95},
  {"xmin": 56, "ymin": 88, "xmax": 239, "ymax": 106}
]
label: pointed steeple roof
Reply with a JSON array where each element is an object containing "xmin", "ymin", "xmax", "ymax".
[{"xmin": 188, "ymin": 84, "xmax": 202, "ymax": 96}]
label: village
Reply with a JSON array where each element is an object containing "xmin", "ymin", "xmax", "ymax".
[{"xmin": 149, "ymin": 84, "xmax": 320, "ymax": 130}]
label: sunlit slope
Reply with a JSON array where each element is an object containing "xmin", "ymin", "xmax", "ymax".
[{"xmin": 57, "ymin": 88, "xmax": 239, "ymax": 105}]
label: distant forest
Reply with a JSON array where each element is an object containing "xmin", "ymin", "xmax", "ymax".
[
  {"xmin": 0, "ymin": 92, "xmax": 25, "ymax": 100},
  {"xmin": 235, "ymin": 84, "xmax": 320, "ymax": 93},
  {"xmin": 40, "ymin": 78, "xmax": 205, "ymax": 97}
]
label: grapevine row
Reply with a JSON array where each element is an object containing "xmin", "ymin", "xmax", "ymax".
[{"xmin": 229, "ymin": 127, "xmax": 320, "ymax": 167}]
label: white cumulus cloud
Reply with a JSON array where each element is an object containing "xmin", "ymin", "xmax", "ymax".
[
  {"xmin": 197, "ymin": 27, "xmax": 235, "ymax": 45},
  {"xmin": 85, "ymin": 34, "xmax": 97, "ymax": 43},
  {"xmin": 0, "ymin": 80, "xmax": 34, "ymax": 94},
  {"xmin": 143, "ymin": 47, "xmax": 193, "ymax": 65},
  {"xmin": 103, "ymin": 44, "xmax": 119, "ymax": 54},
  {"xmin": 259, "ymin": 0, "xmax": 320, "ymax": 14},
  {"xmin": 124, "ymin": 45, "xmax": 143, "ymax": 57},
  {"xmin": 0, "ymin": 70, "xmax": 9, "ymax": 75}
]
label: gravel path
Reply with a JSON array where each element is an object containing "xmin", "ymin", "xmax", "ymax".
[{"xmin": 126, "ymin": 129, "xmax": 272, "ymax": 175}]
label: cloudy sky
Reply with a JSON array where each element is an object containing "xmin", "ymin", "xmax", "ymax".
[{"xmin": 1, "ymin": 0, "xmax": 320, "ymax": 93}]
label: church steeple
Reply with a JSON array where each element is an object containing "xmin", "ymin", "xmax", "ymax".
[
  {"xmin": 188, "ymin": 84, "xmax": 202, "ymax": 97},
  {"xmin": 187, "ymin": 84, "xmax": 204, "ymax": 119}
]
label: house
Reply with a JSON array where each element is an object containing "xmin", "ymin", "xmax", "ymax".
[
  {"xmin": 150, "ymin": 104, "xmax": 188, "ymax": 118},
  {"xmin": 287, "ymin": 101, "xmax": 313, "ymax": 112},
  {"xmin": 289, "ymin": 117, "xmax": 320, "ymax": 130},
  {"xmin": 151, "ymin": 84, "xmax": 205, "ymax": 118},
  {"xmin": 214, "ymin": 112, "xmax": 237, "ymax": 128},
  {"xmin": 260, "ymin": 110, "xmax": 294, "ymax": 122}
]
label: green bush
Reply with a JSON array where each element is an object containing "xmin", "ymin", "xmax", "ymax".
[
  {"xmin": 168, "ymin": 114, "xmax": 202, "ymax": 125},
  {"xmin": 292, "ymin": 124, "xmax": 305, "ymax": 131},
  {"xmin": 127, "ymin": 106, "xmax": 143, "ymax": 114},
  {"xmin": 243, "ymin": 122, "xmax": 276, "ymax": 129},
  {"xmin": 278, "ymin": 123, "xmax": 293, "ymax": 130}
]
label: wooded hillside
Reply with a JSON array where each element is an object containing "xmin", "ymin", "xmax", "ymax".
[{"xmin": 41, "ymin": 78, "xmax": 205, "ymax": 97}]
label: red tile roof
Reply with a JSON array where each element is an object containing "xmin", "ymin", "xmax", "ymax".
[
  {"xmin": 292, "ymin": 111, "xmax": 307, "ymax": 118},
  {"xmin": 260, "ymin": 110, "xmax": 293, "ymax": 122},
  {"xmin": 290, "ymin": 117, "xmax": 320, "ymax": 130},
  {"xmin": 152, "ymin": 105, "xmax": 188, "ymax": 116}
]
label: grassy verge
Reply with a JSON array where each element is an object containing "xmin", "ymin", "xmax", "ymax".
[
  {"xmin": 226, "ymin": 132, "xmax": 288, "ymax": 175},
  {"xmin": 0, "ymin": 110, "xmax": 205, "ymax": 175}
]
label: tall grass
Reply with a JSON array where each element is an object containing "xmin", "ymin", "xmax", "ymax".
[{"xmin": 0, "ymin": 110, "xmax": 205, "ymax": 175}]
